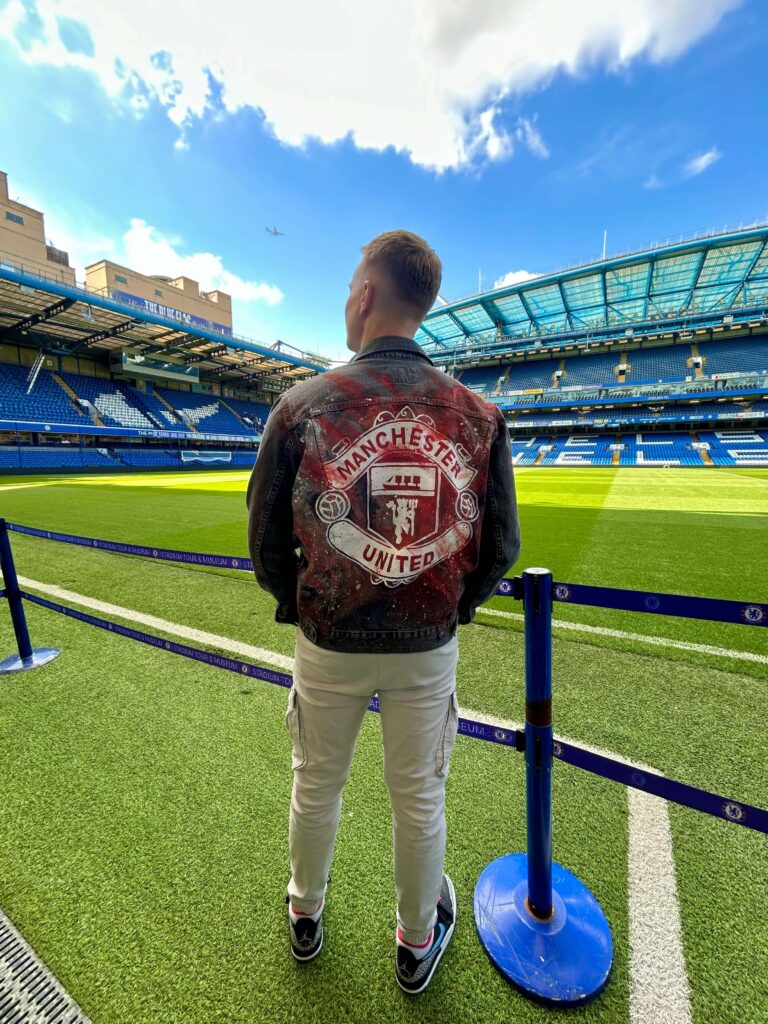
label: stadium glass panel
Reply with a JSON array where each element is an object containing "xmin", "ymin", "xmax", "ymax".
[
  {"xmin": 650, "ymin": 252, "xmax": 701, "ymax": 296},
  {"xmin": 688, "ymin": 283, "xmax": 739, "ymax": 312},
  {"xmin": 748, "ymin": 246, "xmax": 768, "ymax": 280},
  {"xmin": 422, "ymin": 312, "xmax": 464, "ymax": 341},
  {"xmin": 696, "ymin": 241, "xmax": 763, "ymax": 288},
  {"xmin": 605, "ymin": 262, "xmax": 649, "ymax": 301},
  {"xmin": 490, "ymin": 293, "xmax": 530, "ymax": 326},
  {"xmin": 523, "ymin": 283, "xmax": 565, "ymax": 320},
  {"xmin": 648, "ymin": 288, "xmax": 691, "ymax": 316},
  {"xmin": 571, "ymin": 304, "xmax": 605, "ymax": 327},
  {"xmin": 452, "ymin": 305, "xmax": 495, "ymax": 331},
  {"xmin": 744, "ymin": 280, "xmax": 768, "ymax": 304},
  {"xmin": 561, "ymin": 273, "xmax": 603, "ymax": 308},
  {"xmin": 608, "ymin": 298, "xmax": 646, "ymax": 323}
]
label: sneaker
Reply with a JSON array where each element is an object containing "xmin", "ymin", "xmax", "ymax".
[
  {"xmin": 395, "ymin": 875, "xmax": 456, "ymax": 995},
  {"xmin": 286, "ymin": 895, "xmax": 323, "ymax": 962}
]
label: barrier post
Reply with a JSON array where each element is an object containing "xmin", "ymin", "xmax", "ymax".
[
  {"xmin": 473, "ymin": 567, "xmax": 613, "ymax": 1007},
  {"xmin": 0, "ymin": 518, "xmax": 60, "ymax": 674}
]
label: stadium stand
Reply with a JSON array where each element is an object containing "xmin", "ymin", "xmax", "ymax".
[
  {"xmin": 457, "ymin": 365, "xmax": 505, "ymax": 394},
  {"xmin": 697, "ymin": 338, "xmax": 768, "ymax": 376},
  {"xmin": 503, "ymin": 361, "xmax": 560, "ymax": 392},
  {"xmin": 113, "ymin": 448, "xmax": 181, "ymax": 468},
  {"xmin": 699, "ymin": 429, "xmax": 768, "ymax": 466},
  {"xmin": 0, "ymin": 365, "xmax": 83, "ymax": 424},
  {"xmin": 509, "ymin": 399, "xmax": 764, "ymax": 430},
  {"xmin": 156, "ymin": 388, "xmax": 250, "ymax": 434},
  {"xmin": 61, "ymin": 371, "xmax": 158, "ymax": 429},
  {"xmin": 0, "ymin": 445, "xmax": 119, "ymax": 470},
  {"xmin": 621, "ymin": 346, "xmax": 690, "ymax": 384},
  {"xmin": 619, "ymin": 432, "xmax": 701, "ymax": 466},
  {"xmin": 559, "ymin": 351, "xmax": 622, "ymax": 388},
  {"xmin": 510, "ymin": 436, "xmax": 547, "ymax": 466},
  {"xmin": 538, "ymin": 435, "xmax": 616, "ymax": 467},
  {"xmin": 220, "ymin": 395, "xmax": 269, "ymax": 431},
  {"xmin": 122, "ymin": 385, "xmax": 186, "ymax": 431}
]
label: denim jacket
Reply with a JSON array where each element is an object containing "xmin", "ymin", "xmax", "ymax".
[{"xmin": 246, "ymin": 335, "xmax": 521, "ymax": 652}]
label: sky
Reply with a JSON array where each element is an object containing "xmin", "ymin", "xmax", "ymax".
[{"xmin": 0, "ymin": 0, "xmax": 766, "ymax": 361}]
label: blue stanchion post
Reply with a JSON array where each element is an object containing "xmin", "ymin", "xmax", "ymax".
[
  {"xmin": 0, "ymin": 517, "xmax": 60, "ymax": 674},
  {"xmin": 473, "ymin": 567, "xmax": 613, "ymax": 1007},
  {"xmin": 523, "ymin": 566, "xmax": 554, "ymax": 919}
]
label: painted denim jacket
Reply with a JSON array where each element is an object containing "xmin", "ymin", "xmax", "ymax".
[{"xmin": 247, "ymin": 335, "xmax": 521, "ymax": 653}]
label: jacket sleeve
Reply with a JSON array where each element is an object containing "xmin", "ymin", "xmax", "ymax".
[
  {"xmin": 458, "ymin": 410, "xmax": 521, "ymax": 624},
  {"xmin": 246, "ymin": 398, "xmax": 301, "ymax": 624}
]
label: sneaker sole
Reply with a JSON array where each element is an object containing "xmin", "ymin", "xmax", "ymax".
[
  {"xmin": 291, "ymin": 928, "xmax": 323, "ymax": 962},
  {"xmin": 396, "ymin": 876, "xmax": 456, "ymax": 995}
]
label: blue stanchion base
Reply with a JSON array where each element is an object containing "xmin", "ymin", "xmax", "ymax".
[
  {"xmin": 474, "ymin": 853, "xmax": 612, "ymax": 1008},
  {"xmin": 0, "ymin": 647, "xmax": 60, "ymax": 675}
]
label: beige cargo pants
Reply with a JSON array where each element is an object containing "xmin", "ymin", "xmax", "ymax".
[{"xmin": 285, "ymin": 629, "xmax": 460, "ymax": 945}]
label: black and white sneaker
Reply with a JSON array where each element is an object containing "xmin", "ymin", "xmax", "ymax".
[
  {"xmin": 286, "ymin": 895, "xmax": 324, "ymax": 962},
  {"xmin": 395, "ymin": 875, "xmax": 456, "ymax": 995}
]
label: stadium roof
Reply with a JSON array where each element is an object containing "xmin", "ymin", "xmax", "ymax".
[
  {"xmin": 0, "ymin": 264, "xmax": 327, "ymax": 389},
  {"xmin": 417, "ymin": 225, "xmax": 768, "ymax": 362}
]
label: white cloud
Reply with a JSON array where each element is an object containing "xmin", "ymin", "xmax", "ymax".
[
  {"xmin": 683, "ymin": 146, "xmax": 721, "ymax": 177},
  {"xmin": 515, "ymin": 116, "xmax": 550, "ymax": 158},
  {"xmin": 122, "ymin": 219, "xmax": 283, "ymax": 306},
  {"xmin": 644, "ymin": 173, "xmax": 663, "ymax": 189},
  {"xmin": 493, "ymin": 269, "xmax": 539, "ymax": 289},
  {"xmin": 0, "ymin": 0, "xmax": 740, "ymax": 171}
]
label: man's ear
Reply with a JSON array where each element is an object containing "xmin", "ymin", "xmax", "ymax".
[{"xmin": 360, "ymin": 279, "xmax": 374, "ymax": 316}]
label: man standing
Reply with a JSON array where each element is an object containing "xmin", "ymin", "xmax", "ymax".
[{"xmin": 247, "ymin": 230, "xmax": 520, "ymax": 993}]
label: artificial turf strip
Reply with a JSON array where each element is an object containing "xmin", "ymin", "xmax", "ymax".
[
  {"xmin": 1, "ymin": 601, "xmax": 766, "ymax": 1023},
  {"xmin": 0, "ymin": 466, "xmax": 766, "ymax": 1024},
  {"xmin": 0, "ymin": 606, "xmax": 632, "ymax": 1024}
]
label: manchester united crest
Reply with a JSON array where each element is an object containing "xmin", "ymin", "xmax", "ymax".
[{"xmin": 314, "ymin": 407, "xmax": 479, "ymax": 587}]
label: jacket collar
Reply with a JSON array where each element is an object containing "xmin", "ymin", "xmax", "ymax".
[{"xmin": 351, "ymin": 335, "xmax": 433, "ymax": 364}]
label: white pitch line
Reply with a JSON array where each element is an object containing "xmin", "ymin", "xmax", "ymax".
[
  {"xmin": 15, "ymin": 575, "xmax": 294, "ymax": 671},
  {"xmin": 477, "ymin": 606, "xmax": 768, "ymax": 665},
  {"xmin": 627, "ymin": 789, "xmax": 692, "ymax": 1024},
  {"xmin": 15, "ymin": 574, "xmax": 692, "ymax": 1024}
]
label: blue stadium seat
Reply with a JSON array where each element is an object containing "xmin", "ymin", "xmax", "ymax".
[
  {"xmin": 697, "ymin": 338, "xmax": 768, "ymax": 376},
  {"xmin": 61, "ymin": 371, "xmax": 158, "ymax": 429},
  {"xmin": 156, "ymin": 388, "xmax": 253, "ymax": 435},
  {"xmin": 697, "ymin": 429, "xmax": 768, "ymax": 466},
  {"xmin": 622, "ymin": 346, "xmax": 689, "ymax": 384},
  {"xmin": 0, "ymin": 365, "xmax": 84, "ymax": 425},
  {"xmin": 0, "ymin": 445, "xmax": 119, "ymax": 470},
  {"xmin": 123, "ymin": 387, "xmax": 186, "ymax": 431},
  {"xmin": 220, "ymin": 396, "xmax": 269, "ymax": 433}
]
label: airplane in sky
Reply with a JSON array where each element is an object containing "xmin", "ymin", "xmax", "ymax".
[{"xmin": 265, "ymin": 226, "xmax": 284, "ymax": 236}]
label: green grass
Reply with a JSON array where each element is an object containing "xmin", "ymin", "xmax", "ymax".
[{"xmin": 0, "ymin": 467, "xmax": 766, "ymax": 1024}]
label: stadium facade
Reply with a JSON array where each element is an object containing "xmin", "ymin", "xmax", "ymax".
[{"xmin": 0, "ymin": 165, "xmax": 766, "ymax": 470}]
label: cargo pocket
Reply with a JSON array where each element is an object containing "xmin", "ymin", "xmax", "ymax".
[
  {"xmin": 285, "ymin": 687, "xmax": 307, "ymax": 770},
  {"xmin": 436, "ymin": 691, "xmax": 459, "ymax": 778}
]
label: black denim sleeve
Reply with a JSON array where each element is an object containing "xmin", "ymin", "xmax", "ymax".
[
  {"xmin": 246, "ymin": 399, "xmax": 301, "ymax": 624},
  {"xmin": 458, "ymin": 410, "xmax": 521, "ymax": 624}
]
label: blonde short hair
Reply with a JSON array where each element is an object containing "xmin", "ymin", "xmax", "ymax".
[{"xmin": 362, "ymin": 230, "xmax": 442, "ymax": 319}]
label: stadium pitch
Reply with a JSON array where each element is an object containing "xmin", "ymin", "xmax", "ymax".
[{"xmin": 0, "ymin": 467, "xmax": 766, "ymax": 1024}]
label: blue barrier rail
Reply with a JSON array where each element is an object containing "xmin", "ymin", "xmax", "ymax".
[
  {"xmin": 8, "ymin": 522, "xmax": 767, "ymax": 627},
  {"xmin": 18, "ymin": 591, "xmax": 521, "ymax": 753},
  {"xmin": 7, "ymin": 523, "xmax": 252, "ymax": 572},
  {"xmin": 5, "ymin": 589, "xmax": 765, "ymax": 835}
]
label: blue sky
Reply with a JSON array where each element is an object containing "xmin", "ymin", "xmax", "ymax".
[{"xmin": 0, "ymin": 0, "xmax": 766, "ymax": 360}]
